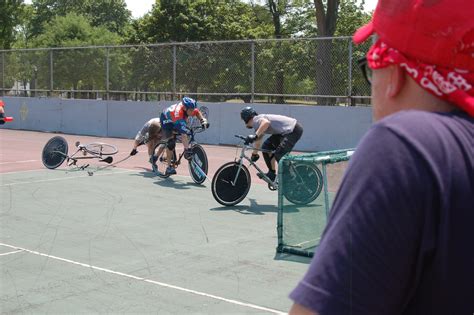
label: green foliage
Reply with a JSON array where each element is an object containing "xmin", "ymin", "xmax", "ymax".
[
  {"xmin": 0, "ymin": 0, "xmax": 26, "ymax": 49},
  {"xmin": 335, "ymin": 0, "xmax": 371, "ymax": 36},
  {"xmin": 7, "ymin": 14, "xmax": 121, "ymax": 94},
  {"xmin": 2, "ymin": 0, "xmax": 372, "ymax": 102},
  {"xmin": 30, "ymin": 0, "xmax": 131, "ymax": 37},
  {"xmin": 139, "ymin": 0, "xmax": 273, "ymax": 43},
  {"xmin": 33, "ymin": 13, "xmax": 120, "ymax": 47}
]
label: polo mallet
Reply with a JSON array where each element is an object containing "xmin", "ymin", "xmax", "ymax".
[
  {"xmin": 87, "ymin": 154, "xmax": 132, "ymax": 176},
  {"xmin": 0, "ymin": 116, "xmax": 13, "ymax": 124}
]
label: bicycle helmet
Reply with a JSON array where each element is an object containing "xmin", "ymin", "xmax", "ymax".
[
  {"xmin": 240, "ymin": 106, "xmax": 257, "ymax": 123},
  {"xmin": 182, "ymin": 97, "xmax": 197, "ymax": 109}
]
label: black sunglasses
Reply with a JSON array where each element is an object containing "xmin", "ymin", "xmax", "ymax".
[{"xmin": 358, "ymin": 57, "xmax": 372, "ymax": 85}]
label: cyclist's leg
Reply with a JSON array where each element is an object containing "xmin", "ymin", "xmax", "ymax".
[
  {"xmin": 165, "ymin": 136, "xmax": 177, "ymax": 175},
  {"xmin": 181, "ymin": 133, "xmax": 190, "ymax": 149},
  {"xmin": 261, "ymin": 135, "xmax": 281, "ymax": 181},
  {"xmin": 262, "ymin": 135, "xmax": 281, "ymax": 171},
  {"xmin": 160, "ymin": 121, "xmax": 177, "ymax": 175},
  {"xmin": 274, "ymin": 122, "xmax": 303, "ymax": 162},
  {"xmin": 149, "ymin": 128, "xmax": 167, "ymax": 158}
]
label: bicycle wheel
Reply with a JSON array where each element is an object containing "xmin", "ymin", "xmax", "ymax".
[
  {"xmin": 188, "ymin": 144, "xmax": 208, "ymax": 184},
  {"xmin": 283, "ymin": 162, "xmax": 323, "ymax": 205},
  {"xmin": 85, "ymin": 143, "xmax": 118, "ymax": 156},
  {"xmin": 153, "ymin": 143, "xmax": 176, "ymax": 178},
  {"xmin": 211, "ymin": 162, "xmax": 251, "ymax": 206},
  {"xmin": 42, "ymin": 136, "xmax": 68, "ymax": 169}
]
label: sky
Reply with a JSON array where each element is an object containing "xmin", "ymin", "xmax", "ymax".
[{"xmin": 24, "ymin": 0, "xmax": 378, "ymax": 19}]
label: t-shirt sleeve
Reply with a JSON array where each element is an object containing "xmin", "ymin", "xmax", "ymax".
[
  {"xmin": 289, "ymin": 124, "xmax": 437, "ymax": 315},
  {"xmin": 134, "ymin": 123, "xmax": 149, "ymax": 143}
]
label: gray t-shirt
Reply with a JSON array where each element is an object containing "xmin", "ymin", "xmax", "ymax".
[
  {"xmin": 252, "ymin": 114, "xmax": 297, "ymax": 135},
  {"xmin": 135, "ymin": 118, "xmax": 161, "ymax": 144}
]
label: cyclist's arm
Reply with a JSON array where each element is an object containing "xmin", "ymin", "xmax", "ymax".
[
  {"xmin": 134, "ymin": 123, "xmax": 150, "ymax": 147},
  {"xmin": 133, "ymin": 139, "xmax": 142, "ymax": 149},
  {"xmin": 252, "ymin": 118, "xmax": 269, "ymax": 154},
  {"xmin": 195, "ymin": 109, "xmax": 204, "ymax": 120},
  {"xmin": 255, "ymin": 118, "xmax": 270, "ymax": 138},
  {"xmin": 253, "ymin": 137, "xmax": 263, "ymax": 155}
]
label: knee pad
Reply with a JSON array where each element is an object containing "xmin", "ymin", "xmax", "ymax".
[{"xmin": 167, "ymin": 138, "xmax": 176, "ymax": 150}]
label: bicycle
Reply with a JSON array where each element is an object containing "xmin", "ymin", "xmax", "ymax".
[
  {"xmin": 211, "ymin": 135, "xmax": 323, "ymax": 206},
  {"xmin": 42, "ymin": 136, "xmax": 118, "ymax": 171},
  {"xmin": 152, "ymin": 125, "xmax": 208, "ymax": 185}
]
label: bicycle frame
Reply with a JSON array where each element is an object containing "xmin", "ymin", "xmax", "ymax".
[
  {"xmin": 231, "ymin": 136, "xmax": 277, "ymax": 188},
  {"xmin": 157, "ymin": 126, "xmax": 200, "ymax": 166},
  {"xmin": 66, "ymin": 143, "xmax": 110, "ymax": 167},
  {"xmin": 154, "ymin": 125, "xmax": 209, "ymax": 180}
]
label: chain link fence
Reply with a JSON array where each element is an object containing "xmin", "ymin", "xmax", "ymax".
[{"xmin": 0, "ymin": 37, "xmax": 372, "ymax": 105}]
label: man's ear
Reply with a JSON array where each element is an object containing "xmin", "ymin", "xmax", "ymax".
[{"xmin": 386, "ymin": 65, "xmax": 405, "ymax": 98}]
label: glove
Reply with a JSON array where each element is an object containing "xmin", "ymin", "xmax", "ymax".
[
  {"xmin": 245, "ymin": 134, "xmax": 258, "ymax": 144},
  {"xmin": 201, "ymin": 119, "xmax": 210, "ymax": 129},
  {"xmin": 130, "ymin": 148, "xmax": 138, "ymax": 156},
  {"xmin": 251, "ymin": 153, "xmax": 259, "ymax": 162},
  {"xmin": 183, "ymin": 148, "xmax": 194, "ymax": 160}
]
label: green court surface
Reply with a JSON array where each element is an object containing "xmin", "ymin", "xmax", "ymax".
[{"xmin": 1, "ymin": 168, "xmax": 311, "ymax": 314}]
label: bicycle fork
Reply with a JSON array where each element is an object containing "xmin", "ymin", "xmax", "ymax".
[{"xmin": 190, "ymin": 159, "xmax": 209, "ymax": 181}]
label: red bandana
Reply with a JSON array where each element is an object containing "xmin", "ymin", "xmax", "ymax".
[{"xmin": 367, "ymin": 39, "xmax": 474, "ymax": 117}]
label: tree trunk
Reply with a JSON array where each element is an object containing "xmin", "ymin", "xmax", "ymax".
[
  {"xmin": 268, "ymin": 0, "xmax": 285, "ymax": 104},
  {"xmin": 313, "ymin": 0, "xmax": 339, "ymax": 105}
]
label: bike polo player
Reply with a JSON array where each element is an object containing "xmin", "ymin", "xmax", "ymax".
[
  {"xmin": 0, "ymin": 99, "xmax": 13, "ymax": 125},
  {"xmin": 129, "ymin": 118, "xmax": 163, "ymax": 171},
  {"xmin": 240, "ymin": 106, "xmax": 303, "ymax": 182},
  {"xmin": 159, "ymin": 97, "xmax": 209, "ymax": 176}
]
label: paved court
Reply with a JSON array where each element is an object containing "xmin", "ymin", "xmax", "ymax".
[{"xmin": 0, "ymin": 129, "xmax": 311, "ymax": 314}]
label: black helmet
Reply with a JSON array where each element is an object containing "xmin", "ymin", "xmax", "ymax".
[{"xmin": 240, "ymin": 106, "xmax": 257, "ymax": 123}]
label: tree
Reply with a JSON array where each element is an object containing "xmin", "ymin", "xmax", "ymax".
[
  {"xmin": 266, "ymin": 0, "xmax": 290, "ymax": 103},
  {"xmin": 30, "ymin": 13, "xmax": 121, "ymax": 97},
  {"xmin": 0, "ymin": 0, "xmax": 26, "ymax": 49},
  {"xmin": 131, "ymin": 0, "xmax": 273, "ymax": 101},
  {"xmin": 30, "ymin": 0, "xmax": 131, "ymax": 37}
]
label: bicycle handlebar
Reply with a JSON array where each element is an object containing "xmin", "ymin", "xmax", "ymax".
[
  {"xmin": 191, "ymin": 125, "xmax": 206, "ymax": 134},
  {"xmin": 234, "ymin": 135, "xmax": 274, "ymax": 154}
]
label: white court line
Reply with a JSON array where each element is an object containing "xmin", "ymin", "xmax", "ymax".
[
  {"xmin": 0, "ymin": 242, "xmax": 286, "ymax": 314},
  {"xmin": 0, "ymin": 168, "xmax": 45, "ymax": 175},
  {"xmin": 0, "ymin": 249, "xmax": 24, "ymax": 256},
  {"xmin": 0, "ymin": 169, "xmax": 135, "ymax": 187},
  {"xmin": 0, "ymin": 160, "xmax": 39, "ymax": 165},
  {"xmin": 294, "ymin": 238, "xmax": 321, "ymax": 247}
]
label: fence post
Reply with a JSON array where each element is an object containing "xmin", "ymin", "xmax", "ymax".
[
  {"xmin": 173, "ymin": 44, "xmax": 177, "ymax": 100},
  {"xmin": 347, "ymin": 39, "xmax": 353, "ymax": 106},
  {"xmin": 49, "ymin": 49, "xmax": 54, "ymax": 97},
  {"xmin": 251, "ymin": 41, "xmax": 255, "ymax": 103},
  {"xmin": 1, "ymin": 52, "xmax": 4, "ymax": 96},
  {"xmin": 106, "ymin": 47, "xmax": 110, "ymax": 100}
]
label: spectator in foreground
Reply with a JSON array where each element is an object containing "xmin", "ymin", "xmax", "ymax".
[{"xmin": 289, "ymin": 0, "xmax": 474, "ymax": 314}]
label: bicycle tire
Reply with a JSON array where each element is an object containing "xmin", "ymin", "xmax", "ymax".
[
  {"xmin": 283, "ymin": 162, "xmax": 323, "ymax": 205},
  {"xmin": 153, "ymin": 142, "xmax": 177, "ymax": 178},
  {"xmin": 188, "ymin": 144, "xmax": 208, "ymax": 184},
  {"xmin": 84, "ymin": 143, "xmax": 118, "ymax": 156},
  {"xmin": 42, "ymin": 136, "xmax": 68, "ymax": 169},
  {"xmin": 211, "ymin": 162, "xmax": 251, "ymax": 206}
]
